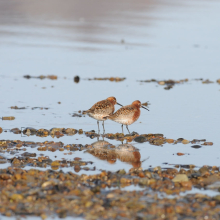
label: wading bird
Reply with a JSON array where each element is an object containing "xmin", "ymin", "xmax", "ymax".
[
  {"xmin": 105, "ymin": 100, "xmax": 149, "ymax": 134},
  {"xmin": 83, "ymin": 97, "xmax": 123, "ymax": 133}
]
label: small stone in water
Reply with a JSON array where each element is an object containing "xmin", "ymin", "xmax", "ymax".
[
  {"xmin": 182, "ymin": 139, "xmax": 190, "ymax": 144},
  {"xmin": 166, "ymin": 139, "xmax": 174, "ymax": 143},
  {"xmin": 78, "ymin": 129, "xmax": 83, "ymax": 134},
  {"xmin": 133, "ymin": 136, "xmax": 147, "ymax": 143},
  {"xmin": 172, "ymin": 174, "xmax": 189, "ymax": 182},
  {"xmin": 74, "ymin": 76, "xmax": 80, "ymax": 83},
  {"xmin": 177, "ymin": 152, "xmax": 185, "ymax": 156},
  {"xmin": 203, "ymin": 142, "xmax": 213, "ymax": 145},
  {"xmin": 191, "ymin": 145, "xmax": 202, "ymax": 149},
  {"xmin": 2, "ymin": 116, "xmax": 15, "ymax": 120}
]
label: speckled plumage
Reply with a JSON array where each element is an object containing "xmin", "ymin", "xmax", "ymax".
[
  {"xmin": 83, "ymin": 97, "xmax": 122, "ymax": 133},
  {"xmin": 108, "ymin": 105, "xmax": 140, "ymax": 125},
  {"xmin": 107, "ymin": 100, "xmax": 149, "ymax": 133},
  {"xmin": 84, "ymin": 98, "xmax": 115, "ymax": 121}
]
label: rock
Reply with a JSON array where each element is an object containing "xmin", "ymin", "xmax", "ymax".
[
  {"xmin": 0, "ymin": 174, "xmax": 11, "ymax": 180},
  {"xmin": 164, "ymin": 85, "xmax": 173, "ymax": 90},
  {"xmin": 149, "ymin": 138, "xmax": 165, "ymax": 145},
  {"xmin": 191, "ymin": 145, "xmax": 201, "ymax": 149},
  {"xmin": 120, "ymin": 177, "xmax": 130, "ymax": 183},
  {"xmin": 10, "ymin": 128, "xmax": 21, "ymax": 134},
  {"xmin": 12, "ymin": 158, "xmax": 21, "ymax": 166},
  {"xmin": 139, "ymin": 178, "xmax": 149, "ymax": 185},
  {"xmin": 23, "ymin": 127, "xmax": 37, "ymax": 135},
  {"xmin": 203, "ymin": 142, "xmax": 213, "ymax": 145},
  {"xmin": 199, "ymin": 166, "xmax": 210, "ymax": 175},
  {"xmin": 2, "ymin": 116, "xmax": 15, "ymax": 120},
  {"xmin": 200, "ymin": 175, "xmax": 220, "ymax": 186},
  {"xmin": 22, "ymin": 152, "xmax": 36, "ymax": 157},
  {"xmin": 65, "ymin": 128, "xmax": 77, "ymax": 135},
  {"xmin": 158, "ymin": 81, "xmax": 165, "ymax": 85},
  {"xmin": 144, "ymin": 171, "xmax": 152, "ymax": 178},
  {"xmin": 0, "ymin": 159, "xmax": 7, "ymax": 164},
  {"xmin": 50, "ymin": 128, "xmax": 64, "ymax": 135},
  {"xmin": 177, "ymin": 153, "xmax": 185, "ymax": 156},
  {"xmin": 172, "ymin": 174, "xmax": 189, "ymax": 182},
  {"xmin": 36, "ymin": 129, "xmax": 49, "ymax": 137},
  {"xmin": 166, "ymin": 139, "xmax": 174, "ymax": 143},
  {"xmin": 51, "ymin": 161, "xmax": 60, "ymax": 167},
  {"xmin": 74, "ymin": 165, "xmax": 81, "ymax": 173},
  {"xmin": 23, "ymin": 75, "xmax": 31, "ymax": 79},
  {"xmin": 42, "ymin": 181, "xmax": 54, "ymax": 188},
  {"xmin": 202, "ymin": 79, "xmax": 214, "ymax": 84},
  {"xmin": 133, "ymin": 136, "xmax": 147, "ymax": 143},
  {"xmin": 213, "ymin": 195, "xmax": 220, "ymax": 201},
  {"xmin": 74, "ymin": 76, "xmax": 80, "ymax": 83},
  {"xmin": 177, "ymin": 138, "xmax": 184, "ymax": 142},
  {"xmin": 182, "ymin": 139, "xmax": 190, "ymax": 144},
  {"xmin": 125, "ymin": 131, "xmax": 138, "ymax": 137},
  {"xmin": 11, "ymin": 194, "xmax": 23, "ymax": 201},
  {"xmin": 47, "ymin": 75, "xmax": 57, "ymax": 80},
  {"xmin": 78, "ymin": 129, "xmax": 83, "ymax": 134},
  {"xmin": 206, "ymin": 181, "xmax": 220, "ymax": 190},
  {"xmin": 117, "ymin": 169, "xmax": 126, "ymax": 175},
  {"xmin": 10, "ymin": 106, "xmax": 26, "ymax": 109},
  {"xmin": 153, "ymin": 166, "xmax": 161, "ymax": 172},
  {"xmin": 138, "ymin": 172, "xmax": 145, "ymax": 178},
  {"xmin": 74, "ymin": 157, "xmax": 82, "ymax": 161}
]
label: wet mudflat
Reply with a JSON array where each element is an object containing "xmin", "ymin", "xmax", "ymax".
[
  {"xmin": 1, "ymin": 0, "xmax": 220, "ymax": 219},
  {"xmin": 1, "ymin": 166, "xmax": 220, "ymax": 219}
]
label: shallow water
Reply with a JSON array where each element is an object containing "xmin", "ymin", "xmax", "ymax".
[{"xmin": 1, "ymin": 0, "xmax": 220, "ymax": 198}]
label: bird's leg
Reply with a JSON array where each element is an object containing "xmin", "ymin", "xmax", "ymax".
[
  {"xmin": 97, "ymin": 121, "xmax": 100, "ymax": 134},
  {"xmin": 121, "ymin": 124, "xmax": 124, "ymax": 134},
  {"xmin": 102, "ymin": 121, "xmax": 105, "ymax": 134},
  {"xmin": 126, "ymin": 125, "xmax": 130, "ymax": 134}
]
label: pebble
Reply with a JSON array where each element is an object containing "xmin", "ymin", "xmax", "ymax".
[
  {"xmin": 2, "ymin": 116, "xmax": 15, "ymax": 120},
  {"xmin": 182, "ymin": 139, "xmax": 190, "ymax": 144},
  {"xmin": 74, "ymin": 76, "xmax": 80, "ymax": 83},
  {"xmin": 172, "ymin": 174, "xmax": 189, "ymax": 182},
  {"xmin": 133, "ymin": 136, "xmax": 147, "ymax": 143},
  {"xmin": 177, "ymin": 152, "xmax": 185, "ymax": 156},
  {"xmin": 0, "ymin": 166, "xmax": 218, "ymax": 218},
  {"xmin": 191, "ymin": 145, "xmax": 202, "ymax": 149}
]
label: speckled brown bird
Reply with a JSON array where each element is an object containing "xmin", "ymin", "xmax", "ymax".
[
  {"xmin": 83, "ymin": 97, "xmax": 122, "ymax": 133},
  {"xmin": 105, "ymin": 100, "xmax": 149, "ymax": 134}
]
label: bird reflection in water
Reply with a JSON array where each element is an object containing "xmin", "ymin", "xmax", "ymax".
[
  {"xmin": 116, "ymin": 144, "xmax": 141, "ymax": 168},
  {"xmin": 86, "ymin": 139, "xmax": 141, "ymax": 168}
]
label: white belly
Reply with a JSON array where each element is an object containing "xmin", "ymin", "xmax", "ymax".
[
  {"xmin": 88, "ymin": 113, "xmax": 106, "ymax": 121},
  {"xmin": 112, "ymin": 118, "xmax": 133, "ymax": 125}
]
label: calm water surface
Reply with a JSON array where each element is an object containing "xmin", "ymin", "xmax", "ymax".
[{"xmin": 0, "ymin": 0, "xmax": 220, "ymax": 194}]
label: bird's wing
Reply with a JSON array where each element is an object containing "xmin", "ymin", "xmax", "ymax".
[
  {"xmin": 90, "ymin": 100, "xmax": 113, "ymax": 115},
  {"xmin": 109, "ymin": 105, "xmax": 135, "ymax": 119}
]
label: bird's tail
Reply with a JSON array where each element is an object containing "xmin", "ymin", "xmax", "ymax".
[{"xmin": 82, "ymin": 110, "xmax": 89, "ymax": 115}]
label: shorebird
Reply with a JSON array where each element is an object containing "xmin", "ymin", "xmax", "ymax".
[
  {"xmin": 83, "ymin": 97, "xmax": 122, "ymax": 133},
  {"xmin": 87, "ymin": 141, "xmax": 141, "ymax": 168},
  {"xmin": 105, "ymin": 100, "xmax": 149, "ymax": 134}
]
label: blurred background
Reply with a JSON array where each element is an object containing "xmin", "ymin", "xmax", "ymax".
[{"xmin": 0, "ymin": 0, "xmax": 220, "ymax": 171}]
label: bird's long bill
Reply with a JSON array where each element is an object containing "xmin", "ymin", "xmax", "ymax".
[
  {"xmin": 117, "ymin": 102, "xmax": 123, "ymax": 107},
  {"xmin": 141, "ymin": 106, "xmax": 149, "ymax": 111}
]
